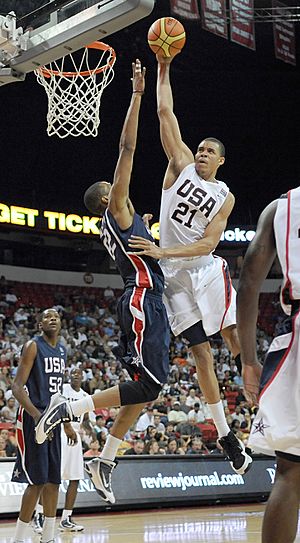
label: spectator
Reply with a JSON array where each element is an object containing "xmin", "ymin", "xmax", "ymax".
[
  {"xmin": 123, "ymin": 439, "xmax": 145, "ymax": 456},
  {"xmin": 135, "ymin": 406, "xmax": 154, "ymax": 432},
  {"xmin": 185, "ymin": 388, "xmax": 201, "ymax": 408},
  {"xmin": 1, "ymin": 396, "xmax": 17, "ymax": 423},
  {"xmin": 0, "ymin": 435, "xmax": 7, "ymax": 457},
  {"xmin": 186, "ymin": 437, "xmax": 209, "ymax": 455},
  {"xmin": 103, "ymin": 286, "xmax": 114, "ymax": 300},
  {"xmin": 153, "ymin": 414, "xmax": 165, "ymax": 433},
  {"xmin": 93, "ymin": 415, "xmax": 108, "ymax": 436},
  {"xmin": 5, "ymin": 289, "xmax": 18, "ymax": 306},
  {"xmin": 187, "ymin": 402, "xmax": 206, "ymax": 423},
  {"xmin": 83, "ymin": 439, "xmax": 101, "ymax": 457},
  {"xmin": 0, "ymin": 388, "xmax": 6, "ymax": 409},
  {"xmin": 144, "ymin": 439, "xmax": 160, "ymax": 455},
  {"xmin": 168, "ymin": 401, "xmax": 188, "ymax": 424},
  {"xmin": 166, "ymin": 438, "xmax": 179, "ymax": 455},
  {"xmin": 0, "ymin": 429, "xmax": 17, "ymax": 457}
]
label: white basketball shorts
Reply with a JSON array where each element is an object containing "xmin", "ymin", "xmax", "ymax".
[
  {"xmin": 249, "ymin": 310, "xmax": 300, "ymax": 457},
  {"xmin": 160, "ymin": 254, "xmax": 236, "ymax": 337},
  {"xmin": 61, "ymin": 429, "xmax": 85, "ymax": 481}
]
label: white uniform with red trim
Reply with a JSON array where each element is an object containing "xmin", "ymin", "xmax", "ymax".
[
  {"xmin": 61, "ymin": 383, "xmax": 87, "ymax": 480},
  {"xmin": 159, "ymin": 164, "xmax": 236, "ymax": 337},
  {"xmin": 249, "ymin": 187, "xmax": 300, "ymax": 457}
]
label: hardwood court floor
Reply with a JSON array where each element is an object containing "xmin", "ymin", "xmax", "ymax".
[{"xmin": 1, "ymin": 503, "xmax": 300, "ymax": 542}]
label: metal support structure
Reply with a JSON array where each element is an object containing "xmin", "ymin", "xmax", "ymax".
[{"xmin": 0, "ymin": 0, "xmax": 154, "ymax": 86}]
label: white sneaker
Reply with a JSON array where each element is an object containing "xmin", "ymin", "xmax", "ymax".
[
  {"xmin": 85, "ymin": 458, "xmax": 117, "ymax": 504},
  {"xmin": 59, "ymin": 515, "xmax": 84, "ymax": 532},
  {"xmin": 35, "ymin": 392, "xmax": 73, "ymax": 444}
]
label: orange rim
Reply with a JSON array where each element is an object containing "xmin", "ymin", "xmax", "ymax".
[{"xmin": 38, "ymin": 41, "xmax": 116, "ymax": 78}]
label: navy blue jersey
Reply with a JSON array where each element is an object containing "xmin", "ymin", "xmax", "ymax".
[
  {"xmin": 100, "ymin": 209, "xmax": 165, "ymax": 294},
  {"xmin": 25, "ymin": 335, "xmax": 66, "ymax": 410}
]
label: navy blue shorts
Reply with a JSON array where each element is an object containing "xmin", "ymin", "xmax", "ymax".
[
  {"xmin": 117, "ymin": 288, "xmax": 170, "ymax": 385},
  {"xmin": 11, "ymin": 407, "xmax": 61, "ymax": 485}
]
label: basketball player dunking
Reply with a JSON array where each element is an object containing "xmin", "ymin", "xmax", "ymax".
[
  {"xmin": 34, "ymin": 60, "xmax": 170, "ymax": 504},
  {"xmin": 128, "ymin": 54, "xmax": 252, "ymax": 475},
  {"xmin": 11, "ymin": 308, "xmax": 76, "ymax": 543},
  {"xmin": 237, "ymin": 186, "xmax": 300, "ymax": 543}
]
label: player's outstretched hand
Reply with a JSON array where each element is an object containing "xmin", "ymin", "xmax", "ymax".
[
  {"xmin": 128, "ymin": 235, "xmax": 163, "ymax": 259},
  {"xmin": 156, "ymin": 54, "xmax": 173, "ymax": 64},
  {"xmin": 242, "ymin": 362, "xmax": 262, "ymax": 407},
  {"xmin": 132, "ymin": 59, "xmax": 146, "ymax": 95}
]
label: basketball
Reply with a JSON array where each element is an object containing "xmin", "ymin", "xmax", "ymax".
[{"xmin": 147, "ymin": 17, "xmax": 186, "ymax": 58}]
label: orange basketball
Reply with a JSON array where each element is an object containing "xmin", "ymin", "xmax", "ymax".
[{"xmin": 147, "ymin": 17, "xmax": 186, "ymax": 58}]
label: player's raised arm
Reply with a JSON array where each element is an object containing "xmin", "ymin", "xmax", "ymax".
[
  {"xmin": 108, "ymin": 59, "xmax": 145, "ymax": 226},
  {"xmin": 157, "ymin": 57, "xmax": 194, "ymax": 183}
]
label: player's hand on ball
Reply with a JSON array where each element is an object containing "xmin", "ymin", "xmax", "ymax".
[
  {"xmin": 132, "ymin": 59, "xmax": 146, "ymax": 95},
  {"xmin": 128, "ymin": 235, "xmax": 163, "ymax": 259}
]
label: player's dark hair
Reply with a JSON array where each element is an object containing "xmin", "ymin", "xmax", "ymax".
[
  {"xmin": 84, "ymin": 181, "xmax": 111, "ymax": 216},
  {"xmin": 204, "ymin": 137, "xmax": 226, "ymax": 157}
]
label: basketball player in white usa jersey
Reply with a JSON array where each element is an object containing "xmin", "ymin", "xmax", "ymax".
[
  {"xmin": 237, "ymin": 186, "xmax": 300, "ymax": 543},
  {"xmin": 128, "ymin": 55, "xmax": 252, "ymax": 475}
]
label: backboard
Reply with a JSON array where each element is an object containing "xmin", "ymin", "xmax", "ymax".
[{"xmin": 0, "ymin": 0, "xmax": 154, "ymax": 86}]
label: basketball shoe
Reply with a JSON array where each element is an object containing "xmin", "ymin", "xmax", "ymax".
[
  {"xmin": 59, "ymin": 516, "xmax": 84, "ymax": 532},
  {"xmin": 85, "ymin": 458, "xmax": 117, "ymax": 504},
  {"xmin": 35, "ymin": 392, "xmax": 73, "ymax": 444},
  {"xmin": 218, "ymin": 431, "xmax": 252, "ymax": 475},
  {"xmin": 31, "ymin": 512, "xmax": 44, "ymax": 534}
]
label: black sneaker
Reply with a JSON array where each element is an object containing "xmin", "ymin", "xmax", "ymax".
[
  {"xmin": 31, "ymin": 512, "xmax": 44, "ymax": 534},
  {"xmin": 85, "ymin": 458, "xmax": 117, "ymax": 504},
  {"xmin": 59, "ymin": 516, "xmax": 84, "ymax": 532},
  {"xmin": 35, "ymin": 392, "xmax": 73, "ymax": 444},
  {"xmin": 218, "ymin": 430, "xmax": 253, "ymax": 475}
]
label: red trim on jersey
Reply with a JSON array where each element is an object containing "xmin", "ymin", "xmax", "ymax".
[
  {"xmin": 259, "ymin": 310, "xmax": 299, "ymax": 399},
  {"xmin": 220, "ymin": 259, "xmax": 233, "ymax": 330},
  {"xmin": 16, "ymin": 407, "xmax": 25, "ymax": 456},
  {"xmin": 127, "ymin": 253, "xmax": 153, "ymax": 289},
  {"xmin": 130, "ymin": 286, "xmax": 146, "ymax": 359}
]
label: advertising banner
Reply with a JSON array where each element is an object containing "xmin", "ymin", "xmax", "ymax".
[
  {"xmin": 230, "ymin": 0, "xmax": 256, "ymax": 50},
  {"xmin": 170, "ymin": 0, "xmax": 200, "ymax": 20},
  {"xmin": 0, "ymin": 455, "xmax": 275, "ymax": 516},
  {"xmin": 201, "ymin": 0, "xmax": 228, "ymax": 39},
  {"xmin": 273, "ymin": 0, "xmax": 296, "ymax": 65}
]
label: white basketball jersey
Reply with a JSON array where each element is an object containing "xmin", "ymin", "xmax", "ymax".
[
  {"xmin": 274, "ymin": 186, "xmax": 300, "ymax": 312},
  {"xmin": 159, "ymin": 164, "xmax": 229, "ymax": 248},
  {"xmin": 62, "ymin": 383, "xmax": 87, "ymax": 431}
]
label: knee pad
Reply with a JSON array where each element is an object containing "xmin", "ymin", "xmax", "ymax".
[{"xmin": 119, "ymin": 380, "xmax": 162, "ymax": 406}]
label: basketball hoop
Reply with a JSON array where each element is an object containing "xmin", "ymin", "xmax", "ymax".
[{"xmin": 35, "ymin": 41, "xmax": 116, "ymax": 138}]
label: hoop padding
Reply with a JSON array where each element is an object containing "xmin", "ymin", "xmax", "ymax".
[{"xmin": 35, "ymin": 42, "xmax": 116, "ymax": 138}]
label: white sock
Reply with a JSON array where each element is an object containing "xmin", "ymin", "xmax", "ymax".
[
  {"xmin": 101, "ymin": 435, "xmax": 122, "ymax": 461},
  {"xmin": 14, "ymin": 518, "xmax": 29, "ymax": 541},
  {"xmin": 71, "ymin": 395, "xmax": 94, "ymax": 417},
  {"xmin": 61, "ymin": 508, "xmax": 72, "ymax": 521},
  {"xmin": 208, "ymin": 401, "xmax": 230, "ymax": 438},
  {"xmin": 41, "ymin": 516, "xmax": 56, "ymax": 542},
  {"xmin": 36, "ymin": 503, "xmax": 43, "ymax": 514}
]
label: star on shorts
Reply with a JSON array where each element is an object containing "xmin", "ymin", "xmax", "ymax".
[
  {"xmin": 252, "ymin": 418, "xmax": 270, "ymax": 436},
  {"xmin": 13, "ymin": 468, "xmax": 20, "ymax": 478}
]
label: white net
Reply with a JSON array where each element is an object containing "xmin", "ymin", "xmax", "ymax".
[{"xmin": 35, "ymin": 42, "xmax": 116, "ymax": 138}]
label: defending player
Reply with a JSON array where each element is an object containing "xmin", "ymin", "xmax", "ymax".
[
  {"xmin": 128, "ymin": 54, "xmax": 252, "ymax": 475},
  {"xmin": 34, "ymin": 60, "xmax": 170, "ymax": 504}
]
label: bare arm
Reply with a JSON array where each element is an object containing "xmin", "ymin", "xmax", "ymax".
[
  {"xmin": 157, "ymin": 58, "xmax": 194, "ymax": 187},
  {"xmin": 237, "ymin": 201, "xmax": 277, "ymax": 404},
  {"xmin": 128, "ymin": 192, "xmax": 235, "ymax": 258},
  {"xmin": 108, "ymin": 59, "xmax": 145, "ymax": 230},
  {"xmin": 12, "ymin": 340, "xmax": 42, "ymax": 422}
]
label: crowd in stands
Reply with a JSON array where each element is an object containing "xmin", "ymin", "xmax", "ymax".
[{"xmin": 0, "ymin": 276, "xmax": 280, "ymax": 459}]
